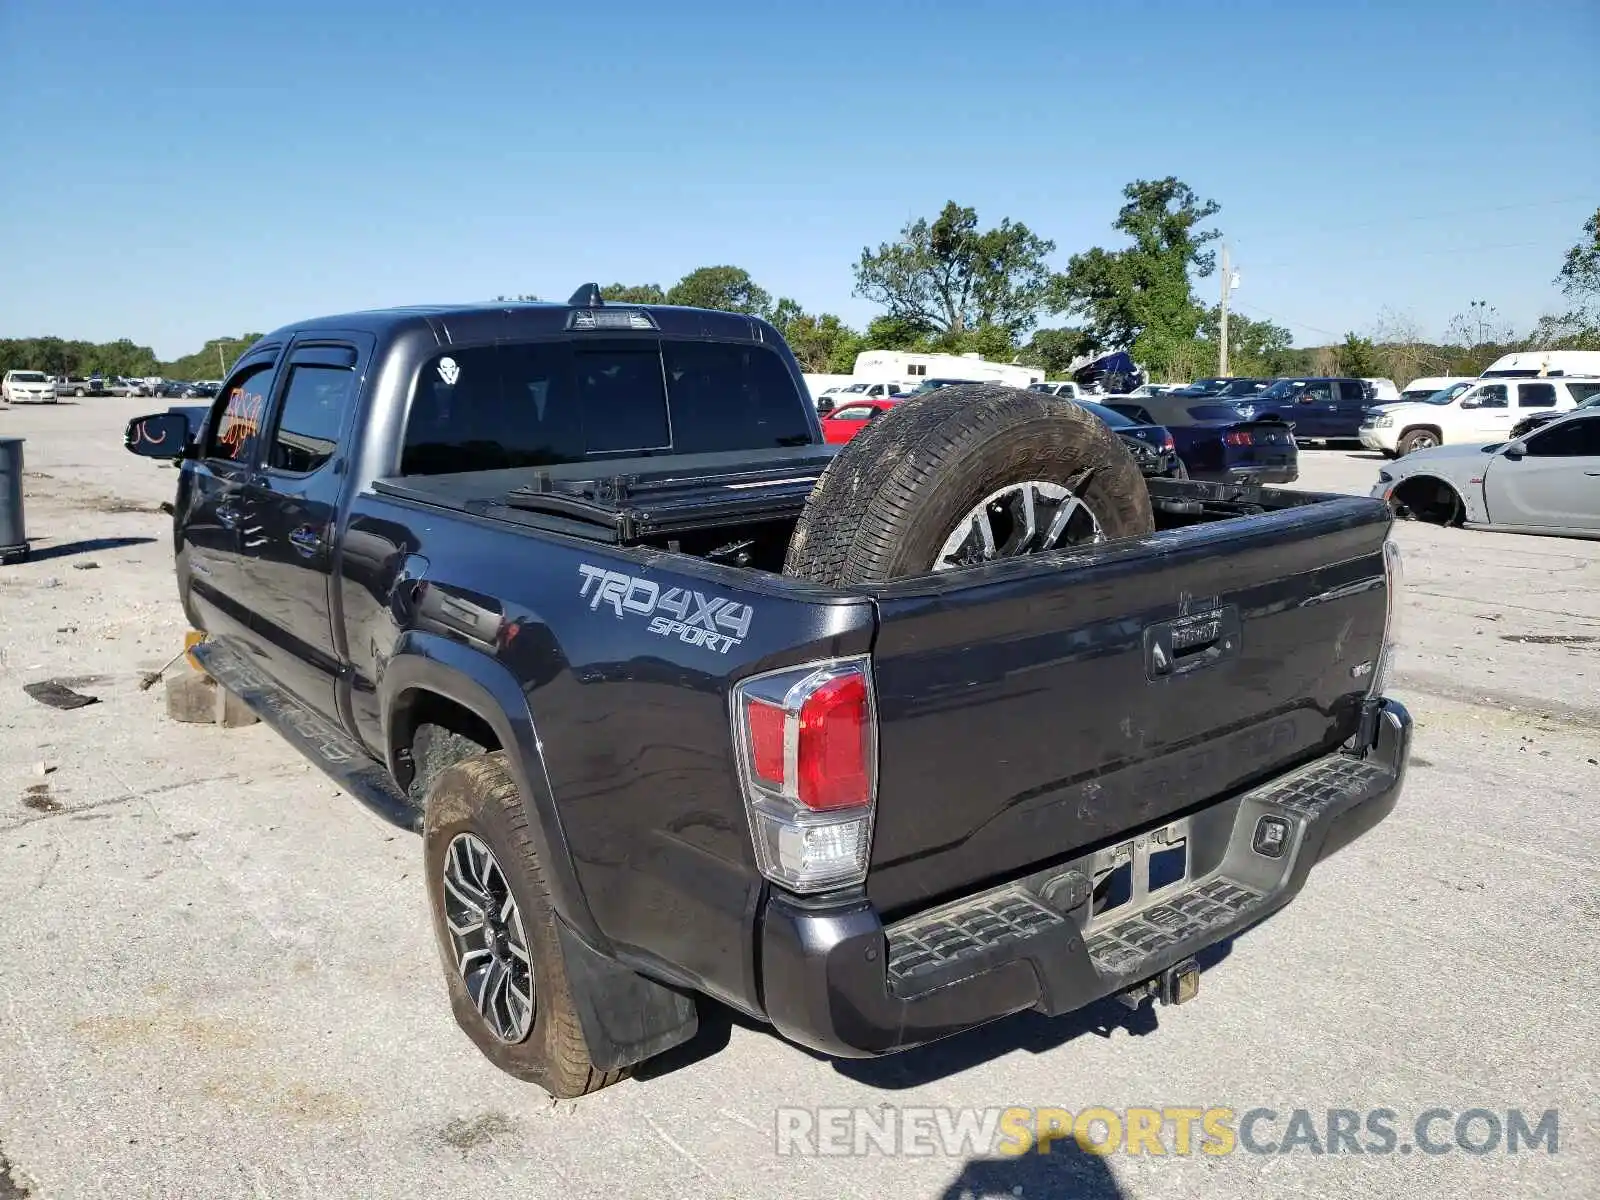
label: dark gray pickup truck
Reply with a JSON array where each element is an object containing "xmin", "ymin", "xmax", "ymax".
[{"xmin": 125, "ymin": 287, "xmax": 1411, "ymax": 1097}]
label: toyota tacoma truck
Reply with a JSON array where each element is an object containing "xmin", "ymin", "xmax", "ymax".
[{"xmin": 124, "ymin": 286, "xmax": 1411, "ymax": 1098}]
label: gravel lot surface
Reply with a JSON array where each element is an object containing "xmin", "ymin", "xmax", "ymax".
[{"xmin": 2, "ymin": 399, "xmax": 1595, "ymax": 1199}]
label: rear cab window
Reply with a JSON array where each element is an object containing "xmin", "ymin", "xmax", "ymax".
[{"xmin": 401, "ymin": 337, "xmax": 813, "ymax": 476}]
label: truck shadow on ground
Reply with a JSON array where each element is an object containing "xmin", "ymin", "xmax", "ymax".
[
  {"xmin": 19, "ymin": 536, "xmax": 156, "ymax": 563},
  {"xmin": 937, "ymin": 1144, "xmax": 1127, "ymax": 1199}
]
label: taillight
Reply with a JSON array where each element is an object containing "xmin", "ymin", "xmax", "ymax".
[
  {"xmin": 731, "ymin": 656, "xmax": 877, "ymax": 892},
  {"xmin": 1223, "ymin": 429, "xmax": 1254, "ymax": 447},
  {"xmin": 1159, "ymin": 432, "xmax": 1175, "ymax": 451}
]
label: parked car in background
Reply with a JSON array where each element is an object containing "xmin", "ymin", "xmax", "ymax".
[
  {"xmin": 1359, "ymin": 376, "xmax": 1600, "ymax": 456},
  {"xmin": 1395, "ymin": 376, "xmax": 1474, "ymax": 404},
  {"xmin": 1123, "ymin": 383, "xmax": 1180, "ymax": 398},
  {"xmin": 1362, "ymin": 378, "xmax": 1401, "ymax": 403},
  {"xmin": 1510, "ymin": 390, "xmax": 1600, "ymax": 439},
  {"xmin": 2, "ymin": 370, "xmax": 58, "ymax": 403},
  {"xmin": 1104, "ymin": 395, "xmax": 1298, "ymax": 483},
  {"xmin": 819, "ymin": 398, "xmax": 897, "ymax": 443},
  {"xmin": 1374, "ymin": 407, "xmax": 1600, "ymax": 537},
  {"xmin": 54, "ymin": 375, "xmax": 108, "ymax": 397},
  {"xmin": 1028, "ymin": 381, "xmax": 1086, "ymax": 399},
  {"xmin": 816, "ymin": 379, "xmax": 900, "ymax": 413},
  {"xmin": 1174, "ymin": 378, "xmax": 1272, "ymax": 400},
  {"xmin": 895, "ymin": 378, "xmax": 974, "ymax": 398},
  {"xmin": 1076, "ymin": 399, "xmax": 1184, "ymax": 480},
  {"xmin": 1228, "ymin": 378, "xmax": 1372, "ymax": 442}
]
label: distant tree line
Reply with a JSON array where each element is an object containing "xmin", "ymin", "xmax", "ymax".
[
  {"xmin": 0, "ymin": 333, "xmax": 261, "ymax": 382},
  {"xmin": 7, "ymin": 192, "xmax": 1596, "ymax": 388}
]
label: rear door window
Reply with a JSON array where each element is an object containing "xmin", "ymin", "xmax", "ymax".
[
  {"xmin": 1517, "ymin": 383, "xmax": 1558, "ymax": 409},
  {"xmin": 268, "ymin": 361, "xmax": 356, "ymax": 474}
]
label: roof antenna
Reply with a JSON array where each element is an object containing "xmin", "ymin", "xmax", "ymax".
[{"xmin": 568, "ymin": 283, "xmax": 604, "ymax": 307}]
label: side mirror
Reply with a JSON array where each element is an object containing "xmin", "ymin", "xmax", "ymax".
[
  {"xmin": 1459, "ymin": 397, "xmax": 1480, "ymax": 409},
  {"xmin": 1502, "ymin": 439, "xmax": 1527, "ymax": 460},
  {"xmin": 124, "ymin": 411, "xmax": 193, "ymax": 458}
]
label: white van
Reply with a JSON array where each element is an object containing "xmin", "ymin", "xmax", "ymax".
[
  {"xmin": 1360, "ymin": 376, "xmax": 1600, "ymax": 456},
  {"xmin": 1480, "ymin": 350, "xmax": 1600, "ymax": 378}
]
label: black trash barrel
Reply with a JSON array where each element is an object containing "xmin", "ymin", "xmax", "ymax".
[{"xmin": 0, "ymin": 437, "xmax": 28, "ymax": 564}]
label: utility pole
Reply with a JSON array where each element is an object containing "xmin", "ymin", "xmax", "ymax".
[{"xmin": 1218, "ymin": 243, "xmax": 1230, "ymax": 378}]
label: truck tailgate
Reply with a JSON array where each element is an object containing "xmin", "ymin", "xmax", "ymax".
[{"xmin": 865, "ymin": 494, "xmax": 1392, "ymax": 918}]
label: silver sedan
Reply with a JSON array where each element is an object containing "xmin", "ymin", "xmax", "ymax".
[{"xmin": 1371, "ymin": 408, "xmax": 1600, "ymax": 539}]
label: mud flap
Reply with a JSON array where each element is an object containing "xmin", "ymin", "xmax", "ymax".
[{"xmin": 554, "ymin": 917, "xmax": 699, "ymax": 1072}]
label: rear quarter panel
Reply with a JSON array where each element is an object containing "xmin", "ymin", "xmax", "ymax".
[{"xmin": 337, "ymin": 494, "xmax": 874, "ymax": 1010}]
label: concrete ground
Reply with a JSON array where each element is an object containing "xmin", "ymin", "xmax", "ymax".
[{"xmin": 1, "ymin": 399, "xmax": 1596, "ymax": 1200}]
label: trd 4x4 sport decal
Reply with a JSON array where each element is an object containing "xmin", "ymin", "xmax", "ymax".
[{"xmin": 577, "ymin": 564, "xmax": 753, "ymax": 654}]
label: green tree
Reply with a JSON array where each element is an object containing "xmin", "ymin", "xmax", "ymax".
[
  {"xmin": 770, "ymin": 303, "xmax": 866, "ymax": 373},
  {"xmin": 1050, "ymin": 177, "xmax": 1222, "ymax": 376},
  {"xmin": 863, "ymin": 313, "xmax": 938, "ymax": 351},
  {"xmin": 1557, "ymin": 205, "xmax": 1600, "ymax": 307},
  {"xmin": 1196, "ymin": 307, "xmax": 1293, "ymax": 377},
  {"xmin": 665, "ymin": 266, "xmax": 771, "ymax": 315},
  {"xmin": 1018, "ymin": 326, "xmax": 1095, "ymax": 377},
  {"xmin": 160, "ymin": 335, "xmax": 262, "ymax": 381},
  {"xmin": 1335, "ymin": 332, "xmax": 1382, "ymax": 377},
  {"xmin": 600, "ymin": 283, "xmax": 667, "ymax": 304},
  {"xmin": 854, "ymin": 202, "xmax": 1055, "ymax": 339}
]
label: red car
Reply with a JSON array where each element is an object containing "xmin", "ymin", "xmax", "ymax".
[{"xmin": 821, "ymin": 398, "xmax": 897, "ymax": 444}]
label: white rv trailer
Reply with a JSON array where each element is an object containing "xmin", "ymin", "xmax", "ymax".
[{"xmin": 850, "ymin": 350, "xmax": 1043, "ymax": 392}]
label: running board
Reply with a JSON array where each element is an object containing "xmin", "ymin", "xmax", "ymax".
[{"xmin": 193, "ymin": 641, "xmax": 423, "ymax": 832}]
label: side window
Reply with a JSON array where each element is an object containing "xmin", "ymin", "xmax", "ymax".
[
  {"xmin": 1525, "ymin": 415, "xmax": 1600, "ymax": 457},
  {"xmin": 1567, "ymin": 382, "xmax": 1600, "ymax": 405},
  {"xmin": 833, "ymin": 405, "xmax": 875, "ymax": 420},
  {"xmin": 1517, "ymin": 383, "xmax": 1557, "ymax": 409},
  {"xmin": 268, "ymin": 364, "xmax": 356, "ymax": 473},
  {"xmin": 1304, "ymin": 382, "xmax": 1333, "ymax": 402},
  {"xmin": 1339, "ymin": 381, "xmax": 1367, "ymax": 403},
  {"xmin": 1471, "ymin": 384, "xmax": 1509, "ymax": 408},
  {"xmin": 203, "ymin": 361, "xmax": 277, "ymax": 464}
]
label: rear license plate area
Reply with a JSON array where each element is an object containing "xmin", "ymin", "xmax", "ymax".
[{"xmin": 1086, "ymin": 821, "xmax": 1190, "ymax": 929}]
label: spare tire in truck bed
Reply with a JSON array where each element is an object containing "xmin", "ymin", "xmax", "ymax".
[{"xmin": 784, "ymin": 383, "xmax": 1155, "ymax": 586}]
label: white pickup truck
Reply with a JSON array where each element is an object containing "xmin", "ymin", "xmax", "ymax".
[
  {"xmin": 1360, "ymin": 376, "xmax": 1600, "ymax": 456},
  {"xmin": 2, "ymin": 370, "xmax": 58, "ymax": 404}
]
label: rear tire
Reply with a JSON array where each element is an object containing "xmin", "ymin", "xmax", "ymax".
[
  {"xmin": 785, "ymin": 384, "xmax": 1153, "ymax": 586},
  {"xmin": 423, "ymin": 752, "xmax": 627, "ymax": 1098}
]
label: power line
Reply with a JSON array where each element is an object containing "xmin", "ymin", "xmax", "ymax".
[
  {"xmin": 1270, "ymin": 195, "xmax": 1593, "ymax": 238},
  {"xmin": 1229, "ymin": 301, "xmax": 1346, "ymax": 342}
]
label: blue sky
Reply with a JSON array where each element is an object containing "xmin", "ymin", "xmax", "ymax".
[{"xmin": 1, "ymin": 0, "xmax": 1595, "ymax": 360}]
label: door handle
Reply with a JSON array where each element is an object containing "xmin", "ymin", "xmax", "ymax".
[
  {"xmin": 289, "ymin": 525, "xmax": 324, "ymax": 557},
  {"xmin": 216, "ymin": 503, "xmax": 240, "ymax": 529}
]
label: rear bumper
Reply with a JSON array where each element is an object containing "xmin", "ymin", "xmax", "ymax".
[{"xmin": 759, "ymin": 698, "xmax": 1411, "ymax": 1058}]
